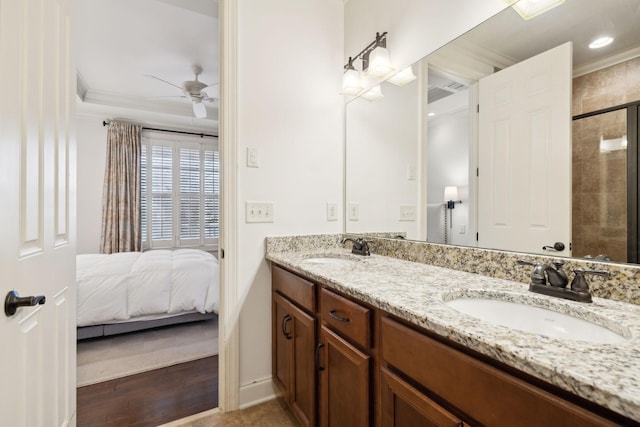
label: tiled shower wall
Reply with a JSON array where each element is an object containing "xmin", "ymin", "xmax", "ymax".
[{"xmin": 571, "ymin": 57, "xmax": 640, "ymax": 262}]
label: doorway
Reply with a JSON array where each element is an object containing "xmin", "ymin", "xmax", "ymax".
[{"xmin": 74, "ymin": 0, "xmax": 222, "ymax": 424}]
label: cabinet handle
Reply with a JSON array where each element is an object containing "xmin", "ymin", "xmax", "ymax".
[
  {"xmin": 315, "ymin": 343, "xmax": 325, "ymax": 372},
  {"xmin": 329, "ymin": 309, "xmax": 350, "ymax": 323},
  {"xmin": 281, "ymin": 314, "xmax": 292, "ymax": 340}
]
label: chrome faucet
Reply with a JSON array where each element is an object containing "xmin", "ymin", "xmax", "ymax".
[
  {"xmin": 517, "ymin": 260, "xmax": 568, "ymax": 287},
  {"xmin": 340, "ymin": 237, "xmax": 370, "ymax": 256},
  {"xmin": 517, "ymin": 260, "xmax": 606, "ymax": 303}
]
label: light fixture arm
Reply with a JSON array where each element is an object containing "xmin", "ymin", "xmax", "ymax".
[{"xmin": 343, "ymin": 31, "xmax": 388, "ymax": 71}]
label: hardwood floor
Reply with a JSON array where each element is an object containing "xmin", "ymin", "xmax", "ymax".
[{"xmin": 77, "ymin": 356, "xmax": 218, "ymax": 427}]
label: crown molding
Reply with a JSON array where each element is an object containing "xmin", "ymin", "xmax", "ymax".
[{"xmin": 573, "ymin": 45, "xmax": 640, "ymax": 78}]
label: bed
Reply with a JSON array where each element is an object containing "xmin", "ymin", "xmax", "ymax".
[{"xmin": 76, "ymin": 249, "xmax": 219, "ymax": 340}]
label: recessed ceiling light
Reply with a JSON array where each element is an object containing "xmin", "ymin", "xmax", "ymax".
[{"xmin": 589, "ymin": 36, "xmax": 614, "ymax": 49}]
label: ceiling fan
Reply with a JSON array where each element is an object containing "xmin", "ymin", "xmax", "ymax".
[{"xmin": 145, "ymin": 65, "xmax": 217, "ymax": 118}]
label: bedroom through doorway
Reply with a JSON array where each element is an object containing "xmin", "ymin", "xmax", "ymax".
[{"xmin": 74, "ymin": 0, "xmax": 222, "ymax": 425}]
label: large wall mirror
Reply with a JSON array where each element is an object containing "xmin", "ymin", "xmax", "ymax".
[{"xmin": 345, "ymin": 0, "xmax": 640, "ymax": 264}]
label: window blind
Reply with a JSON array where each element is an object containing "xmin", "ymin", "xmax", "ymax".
[{"xmin": 141, "ymin": 136, "xmax": 219, "ymax": 249}]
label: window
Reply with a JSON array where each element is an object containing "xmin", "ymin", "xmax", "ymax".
[{"xmin": 141, "ymin": 133, "xmax": 219, "ymax": 250}]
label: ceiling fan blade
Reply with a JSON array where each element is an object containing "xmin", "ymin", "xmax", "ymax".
[
  {"xmin": 145, "ymin": 95, "xmax": 188, "ymax": 99},
  {"xmin": 192, "ymin": 101, "xmax": 207, "ymax": 118},
  {"xmin": 144, "ymin": 74, "xmax": 184, "ymax": 91}
]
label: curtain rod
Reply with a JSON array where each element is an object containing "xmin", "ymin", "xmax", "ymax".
[{"xmin": 102, "ymin": 120, "xmax": 217, "ymax": 138}]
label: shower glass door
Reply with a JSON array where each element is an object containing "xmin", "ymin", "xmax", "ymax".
[{"xmin": 572, "ymin": 108, "xmax": 630, "ymax": 263}]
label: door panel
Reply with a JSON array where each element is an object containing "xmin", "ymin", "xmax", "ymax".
[
  {"xmin": 478, "ymin": 42, "xmax": 572, "ymax": 256},
  {"xmin": 0, "ymin": 0, "xmax": 77, "ymax": 425},
  {"xmin": 319, "ymin": 326, "xmax": 370, "ymax": 427}
]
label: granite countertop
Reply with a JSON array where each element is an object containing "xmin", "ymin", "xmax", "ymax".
[{"xmin": 266, "ymin": 248, "xmax": 640, "ymax": 422}]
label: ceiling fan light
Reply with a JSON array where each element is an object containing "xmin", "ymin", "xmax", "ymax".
[{"xmin": 192, "ymin": 100, "xmax": 207, "ymax": 118}]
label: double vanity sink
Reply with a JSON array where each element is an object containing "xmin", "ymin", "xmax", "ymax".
[{"xmin": 269, "ymin": 246, "xmax": 640, "ymax": 422}]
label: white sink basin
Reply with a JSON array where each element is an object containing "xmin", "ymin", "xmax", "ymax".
[
  {"xmin": 301, "ymin": 254, "xmax": 360, "ymax": 266},
  {"xmin": 445, "ymin": 298, "xmax": 629, "ymax": 344}
]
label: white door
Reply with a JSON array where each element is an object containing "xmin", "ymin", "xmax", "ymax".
[
  {"xmin": 478, "ymin": 42, "xmax": 572, "ymax": 257},
  {"xmin": 0, "ymin": 0, "xmax": 77, "ymax": 426}
]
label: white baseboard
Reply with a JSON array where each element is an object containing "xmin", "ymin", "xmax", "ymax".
[
  {"xmin": 238, "ymin": 377, "xmax": 279, "ymax": 409},
  {"xmin": 156, "ymin": 408, "xmax": 221, "ymax": 427}
]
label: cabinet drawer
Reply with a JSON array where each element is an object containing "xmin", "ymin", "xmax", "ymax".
[
  {"xmin": 320, "ymin": 288, "xmax": 371, "ymax": 349},
  {"xmin": 272, "ymin": 265, "xmax": 316, "ymax": 312},
  {"xmin": 381, "ymin": 316, "xmax": 616, "ymax": 427}
]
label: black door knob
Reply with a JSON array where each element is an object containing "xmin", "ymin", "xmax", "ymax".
[
  {"xmin": 4, "ymin": 290, "xmax": 46, "ymax": 317},
  {"xmin": 542, "ymin": 242, "xmax": 565, "ymax": 252}
]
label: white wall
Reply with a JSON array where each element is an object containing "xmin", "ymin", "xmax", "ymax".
[
  {"xmin": 427, "ymin": 104, "xmax": 471, "ymax": 246},
  {"xmin": 235, "ymin": 0, "xmax": 344, "ymax": 405},
  {"xmin": 346, "ymin": 78, "xmax": 420, "ymax": 238},
  {"xmin": 76, "ymin": 115, "xmax": 108, "ymax": 254}
]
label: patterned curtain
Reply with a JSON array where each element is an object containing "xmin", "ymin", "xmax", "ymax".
[{"xmin": 100, "ymin": 121, "xmax": 142, "ymax": 254}]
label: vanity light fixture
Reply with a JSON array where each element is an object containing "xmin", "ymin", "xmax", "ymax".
[
  {"xmin": 589, "ymin": 36, "xmax": 614, "ymax": 49},
  {"xmin": 364, "ymin": 33, "xmax": 394, "ymax": 78},
  {"xmin": 361, "ymin": 85, "xmax": 384, "ymax": 101},
  {"xmin": 342, "ymin": 32, "xmax": 393, "ymax": 95},
  {"xmin": 506, "ymin": 0, "xmax": 564, "ymax": 21},
  {"xmin": 341, "ymin": 57, "xmax": 364, "ymax": 95},
  {"xmin": 387, "ymin": 66, "xmax": 416, "ymax": 87}
]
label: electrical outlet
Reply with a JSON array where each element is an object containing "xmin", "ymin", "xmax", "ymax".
[
  {"xmin": 327, "ymin": 202, "xmax": 338, "ymax": 221},
  {"xmin": 348, "ymin": 203, "xmax": 359, "ymax": 221},
  {"xmin": 246, "ymin": 201, "xmax": 274, "ymax": 223},
  {"xmin": 399, "ymin": 205, "xmax": 416, "ymax": 221}
]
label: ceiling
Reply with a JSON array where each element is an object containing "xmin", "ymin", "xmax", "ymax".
[
  {"xmin": 426, "ymin": 0, "xmax": 640, "ymax": 116},
  {"xmin": 460, "ymin": 0, "xmax": 640, "ymax": 74},
  {"xmin": 76, "ymin": 0, "xmax": 219, "ymax": 130}
]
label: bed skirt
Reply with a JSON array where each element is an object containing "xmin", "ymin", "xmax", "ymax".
[{"xmin": 77, "ymin": 312, "xmax": 217, "ymax": 340}]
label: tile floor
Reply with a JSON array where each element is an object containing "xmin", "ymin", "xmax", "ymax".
[{"xmin": 174, "ymin": 398, "xmax": 300, "ymax": 426}]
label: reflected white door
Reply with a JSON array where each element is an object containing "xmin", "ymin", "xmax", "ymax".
[
  {"xmin": 478, "ymin": 42, "xmax": 572, "ymax": 257},
  {"xmin": 0, "ymin": 0, "xmax": 77, "ymax": 426}
]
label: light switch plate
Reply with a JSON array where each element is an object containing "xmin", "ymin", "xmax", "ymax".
[
  {"xmin": 348, "ymin": 203, "xmax": 359, "ymax": 221},
  {"xmin": 327, "ymin": 202, "xmax": 338, "ymax": 221},
  {"xmin": 399, "ymin": 205, "xmax": 416, "ymax": 221},
  {"xmin": 246, "ymin": 201, "xmax": 274, "ymax": 223},
  {"xmin": 247, "ymin": 147, "xmax": 260, "ymax": 168}
]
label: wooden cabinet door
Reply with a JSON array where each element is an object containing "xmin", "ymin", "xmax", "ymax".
[
  {"xmin": 290, "ymin": 302, "xmax": 317, "ymax": 427},
  {"xmin": 381, "ymin": 367, "xmax": 466, "ymax": 427},
  {"xmin": 273, "ymin": 292, "xmax": 292, "ymax": 398},
  {"xmin": 319, "ymin": 326, "xmax": 370, "ymax": 427}
]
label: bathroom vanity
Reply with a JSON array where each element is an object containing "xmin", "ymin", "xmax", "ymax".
[{"xmin": 267, "ymin": 236, "xmax": 640, "ymax": 427}]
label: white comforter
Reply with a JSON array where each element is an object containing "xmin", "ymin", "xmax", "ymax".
[{"xmin": 76, "ymin": 249, "xmax": 219, "ymax": 327}]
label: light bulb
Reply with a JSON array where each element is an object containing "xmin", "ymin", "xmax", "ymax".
[
  {"xmin": 365, "ymin": 46, "xmax": 394, "ymax": 78},
  {"xmin": 341, "ymin": 68, "xmax": 363, "ymax": 96}
]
